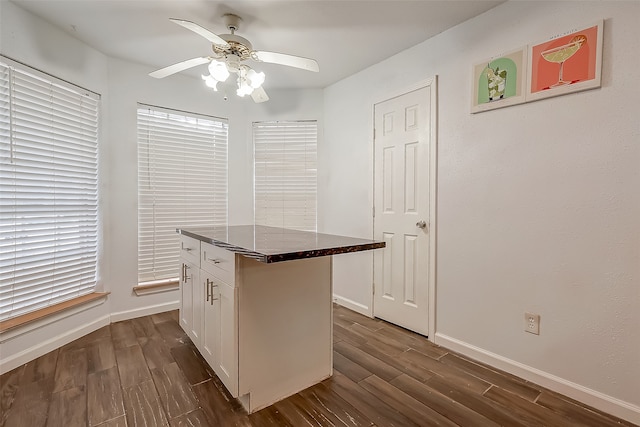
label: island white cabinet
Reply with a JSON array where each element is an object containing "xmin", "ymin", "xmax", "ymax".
[
  {"xmin": 179, "ymin": 236, "xmax": 331, "ymax": 413},
  {"xmin": 177, "ymin": 225, "xmax": 384, "ymax": 414},
  {"xmin": 180, "ymin": 235, "xmax": 238, "ymax": 396}
]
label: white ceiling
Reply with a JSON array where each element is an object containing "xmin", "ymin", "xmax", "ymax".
[{"xmin": 9, "ymin": 0, "xmax": 504, "ymax": 89}]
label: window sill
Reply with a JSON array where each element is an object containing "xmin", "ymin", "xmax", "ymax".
[
  {"xmin": 0, "ymin": 292, "xmax": 109, "ymax": 337},
  {"xmin": 133, "ymin": 279, "xmax": 179, "ymax": 296}
]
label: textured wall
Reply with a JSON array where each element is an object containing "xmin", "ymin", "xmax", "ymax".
[{"xmin": 322, "ymin": 1, "xmax": 639, "ymax": 422}]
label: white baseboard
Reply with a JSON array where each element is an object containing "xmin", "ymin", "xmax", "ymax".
[
  {"xmin": 1, "ymin": 300, "xmax": 180, "ymax": 375},
  {"xmin": 0, "ymin": 314, "xmax": 110, "ymax": 374},
  {"xmin": 332, "ymin": 294, "xmax": 372, "ymax": 317},
  {"xmin": 435, "ymin": 333, "xmax": 640, "ymax": 425},
  {"xmin": 110, "ymin": 300, "xmax": 180, "ymax": 323}
]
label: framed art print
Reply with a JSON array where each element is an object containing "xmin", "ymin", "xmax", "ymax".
[
  {"xmin": 471, "ymin": 47, "xmax": 527, "ymax": 113},
  {"xmin": 526, "ymin": 20, "xmax": 603, "ymax": 102}
]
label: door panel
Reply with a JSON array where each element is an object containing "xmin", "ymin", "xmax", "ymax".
[
  {"xmin": 403, "ymin": 234, "xmax": 418, "ymax": 306},
  {"xmin": 374, "ymin": 86, "xmax": 432, "ymax": 336}
]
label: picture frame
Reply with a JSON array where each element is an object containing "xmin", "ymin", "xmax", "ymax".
[
  {"xmin": 471, "ymin": 46, "xmax": 527, "ymax": 113},
  {"xmin": 526, "ymin": 20, "xmax": 603, "ymax": 102}
]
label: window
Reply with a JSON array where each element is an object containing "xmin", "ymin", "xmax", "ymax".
[
  {"xmin": 253, "ymin": 121, "xmax": 317, "ymax": 231},
  {"xmin": 0, "ymin": 57, "xmax": 100, "ymax": 322},
  {"xmin": 137, "ymin": 105, "xmax": 228, "ymax": 284}
]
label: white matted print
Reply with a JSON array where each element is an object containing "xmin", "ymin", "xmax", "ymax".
[
  {"xmin": 527, "ymin": 20, "xmax": 603, "ymax": 102},
  {"xmin": 471, "ymin": 47, "xmax": 527, "ymax": 113}
]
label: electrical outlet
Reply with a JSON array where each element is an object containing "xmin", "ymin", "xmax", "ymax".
[{"xmin": 525, "ymin": 312, "xmax": 540, "ymax": 335}]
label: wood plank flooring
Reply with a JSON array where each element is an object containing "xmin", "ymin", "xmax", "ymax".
[{"xmin": 0, "ymin": 305, "xmax": 635, "ymax": 427}]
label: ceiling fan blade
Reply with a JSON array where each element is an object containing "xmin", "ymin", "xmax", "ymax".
[
  {"xmin": 149, "ymin": 57, "xmax": 210, "ymax": 79},
  {"xmin": 251, "ymin": 86, "xmax": 269, "ymax": 103},
  {"xmin": 253, "ymin": 51, "xmax": 319, "ymax": 72},
  {"xmin": 169, "ymin": 18, "xmax": 230, "ymax": 48}
]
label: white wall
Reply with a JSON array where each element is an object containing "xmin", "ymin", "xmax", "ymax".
[
  {"xmin": 322, "ymin": 1, "xmax": 639, "ymax": 423},
  {"xmin": 0, "ymin": 0, "xmax": 113, "ymax": 371},
  {"xmin": 0, "ymin": 1, "xmax": 322, "ymax": 373}
]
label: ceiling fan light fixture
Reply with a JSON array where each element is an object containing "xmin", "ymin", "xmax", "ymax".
[
  {"xmin": 246, "ymin": 69, "xmax": 265, "ymax": 89},
  {"xmin": 153, "ymin": 15, "xmax": 318, "ymax": 103},
  {"xmin": 208, "ymin": 60, "xmax": 230, "ymax": 82},
  {"xmin": 202, "ymin": 74, "xmax": 219, "ymax": 91},
  {"xmin": 237, "ymin": 77, "xmax": 254, "ymax": 97}
]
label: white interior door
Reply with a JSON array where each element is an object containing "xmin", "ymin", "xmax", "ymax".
[{"xmin": 373, "ymin": 84, "xmax": 433, "ymax": 336}]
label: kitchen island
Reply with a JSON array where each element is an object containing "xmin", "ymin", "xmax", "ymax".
[{"xmin": 176, "ymin": 225, "xmax": 384, "ymax": 413}]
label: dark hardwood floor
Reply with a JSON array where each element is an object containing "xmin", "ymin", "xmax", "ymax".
[{"xmin": 1, "ymin": 305, "xmax": 635, "ymax": 426}]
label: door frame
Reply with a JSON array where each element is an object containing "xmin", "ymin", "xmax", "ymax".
[{"xmin": 371, "ymin": 76, "xmax": 438, "ymax": 341}]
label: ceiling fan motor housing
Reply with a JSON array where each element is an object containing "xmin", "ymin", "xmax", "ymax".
[{"xmin": 213, "ymin": 34, "xmax": 253, "ymax": 60}]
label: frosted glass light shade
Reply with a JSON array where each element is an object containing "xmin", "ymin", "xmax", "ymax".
[
  {"xmin": 208, "ymin": 60, "xmax": 230, "ymax": 82},
  {"xmin": 247, "ymin": 69, "xmax": 265, "ymax": 88},
  {"xmin": 202, "ymin": 74, "xmax": 219, "ymax": 90}
]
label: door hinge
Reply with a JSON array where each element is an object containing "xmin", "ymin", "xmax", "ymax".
[{"xmin": 372, "ymin": 206, "xmax": 375, "ymax": 218}]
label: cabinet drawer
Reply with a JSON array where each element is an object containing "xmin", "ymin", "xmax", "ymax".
[
  {"xmin": 179, "ymin": 234, "xmax": 201, "ymax": 266},
  {"xmin": 201, "ymin": 242, "xmax": 236, "ymax": 285}
]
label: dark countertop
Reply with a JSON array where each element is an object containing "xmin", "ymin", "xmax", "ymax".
[{"xmin": 177, "ymin": 225, "xmax": 385, "ymax": 263}]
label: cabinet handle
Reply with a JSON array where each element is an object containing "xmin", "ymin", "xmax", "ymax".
[
  {"xmin": 206, "ymin": 278, "xmax": 211, "ymax": 301},
  {"xmin": 211, "ymin": 284, "xmax": 219, "ymax": 304},
  {"xmin": 182, "ymin": 264, "xmax": 191, "ymax": 283},
  {"xmin": 181, "ymin": 242, "xmax": 193, "ymax": 252},
  {"xmin": 203, "ymin": 251, "xmax": 221, "ymax": 264}
]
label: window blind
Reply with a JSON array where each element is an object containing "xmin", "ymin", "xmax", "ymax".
[
  {"xmin": 0, "ymin": 57, "xmax": 99, "ymax": 322},
  {"xmin": 253, "ymin": 121, "xmax": 317, "ymax": 232},
  {"xmin": 137, "ymin": 105, "xmax": 228, "ymax": 283}
]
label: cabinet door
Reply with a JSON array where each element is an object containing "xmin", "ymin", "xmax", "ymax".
[
  {"xmin": 180, "ymin": 261, "xmax": 201, "ymax": 345},
  {"xmin": 189, "ymin": 265, "xmax": 202, "ymax": 346},
  {"xmin": 179, "ymin": 260, "xmax": 194, "ymax": 334},
  {"xmin": 201, "ymin": 272, "xmax": 238, "ymax": 397},
  {"xmin": 217, "ymin": 282, "xmax": 238, "ymax": 396},
  {"xmin": 201, "ymin": 271, "xmax": 220, "ymax": 369}
]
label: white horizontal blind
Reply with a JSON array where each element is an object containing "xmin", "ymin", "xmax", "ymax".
[
  {"xmin": 253, "ymin": 121, "xmax": 317, "ymax": 232},
  {"xmin": 0, "ymin": 58, "xmax": 99, "ymax": 321},
  {"xmin": 137, "ymin": 106, "xmax": 228, "ymax": 283}
]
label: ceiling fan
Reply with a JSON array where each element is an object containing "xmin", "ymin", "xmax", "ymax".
[{"xmin": 149, "ymin": 14, "xmax": 319, "ymax": 103}]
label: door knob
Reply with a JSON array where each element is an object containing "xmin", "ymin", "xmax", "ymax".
[{"xmin": 416, "ymin": 220, "xmax": 427, "ymax": 229}]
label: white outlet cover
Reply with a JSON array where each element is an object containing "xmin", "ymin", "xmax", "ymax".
[{"xmin": 525, "ymin": 312, "xmax": 540, "ymax": 335}]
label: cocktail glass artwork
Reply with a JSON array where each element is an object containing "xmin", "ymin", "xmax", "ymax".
[
  {"xmin": 486, "ymin": 65, "xmax": 507, "ymax": 101},
  {"xmin": 541, "ymin": 35, "xmax": 587, "ymax": 88}
]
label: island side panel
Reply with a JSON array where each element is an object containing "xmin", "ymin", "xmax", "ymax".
[{"xmin": 237, "ymin": 255, "xmax": 333, "ymax": 413}]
